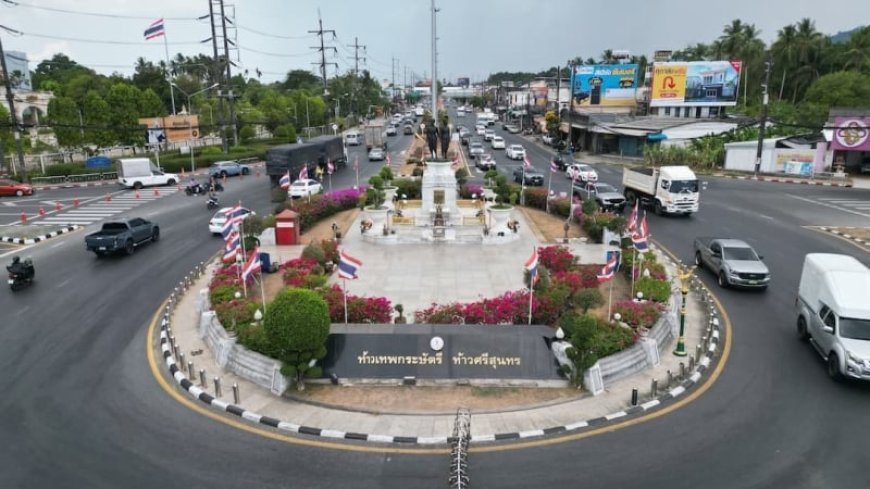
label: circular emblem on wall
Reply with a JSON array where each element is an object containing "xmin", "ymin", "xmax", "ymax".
[
  {"xmin": 835, "ymin": 119, "xmax": 868, "ymax": 148},
  {"xmin": 429, "ymin": 336, "xmax": 444, "ymax": 351}
]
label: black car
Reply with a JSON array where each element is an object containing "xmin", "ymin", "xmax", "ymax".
[
  {"xmin": 551, "ymin": 155, "xmax": 570, "ymax": 171},
  {"xmin": 513, "ymin": 167, "xmax": 544, "ymax": 186}
]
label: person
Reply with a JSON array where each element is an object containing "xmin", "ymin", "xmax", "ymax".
[
  {"xmin": 7, "ymin": 256, "xmax": 31, "ymax": 278},
  {"xmin": 188, "ymin": 176, "xmax": 201, "ymax": 194}
]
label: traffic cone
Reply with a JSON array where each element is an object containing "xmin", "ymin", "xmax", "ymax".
[
  {"xmin": 55, "ymin": 201, "xmax": 62, "ymax": 211},
  {"xmin": 153, "ymin": 188, "xmax": 160, "ymax": 196},
  {"xmin": 20, "ymin": 212, "xmax": 26, "ymax": 224},
  {"xmin": 105, "ymin": 193, "xmax": 112, "ymax": 202},
  {"xmin": 255, "ymin": 169, "xmax": 260, "ymax": 177},
  {"xmin": 177, "ymin": 183, "xmax": 182, "ymax": 192},
  {"xmin": 181, "ymin": 168, "xmax": 186, "ymax": 177},
  {"xmin": 135, "ymin": 190, "xmax": 140, "ymax": 199},
  {"xmin": 73, "ymin": 196, "xmax": 80, "ymax": 208},
  {"xmin": 39, "ymin": 207, "xmax": 46, "ymax": 217}
]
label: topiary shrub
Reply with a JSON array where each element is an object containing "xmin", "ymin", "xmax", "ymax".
[
  {"xmin": 635, "ymin": 277, "xmax": 672, "ymax": 303},
  {"xmin": 271, "ymin": 187, "xmax": 288, "ymax": 203},
  {"xmin": 301, "ymin": 241, "xmax": 326, "ymax": 266},
  {"xmin": 264, "ymin": 288, "xmax": 331, "ymax": 390},
  {"xmin": 574, "ymin": 288, "xmax": 604, "ymax": 313}
]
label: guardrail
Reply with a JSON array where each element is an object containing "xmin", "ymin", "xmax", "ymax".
[{"xmin": 30, "ymin": 171, "xmax": 119, "ymax": 186}]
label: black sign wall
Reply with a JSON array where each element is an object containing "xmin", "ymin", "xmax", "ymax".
[{"xmin": 321, "ymin": 324, "xmax": 563, "ymax": 380}]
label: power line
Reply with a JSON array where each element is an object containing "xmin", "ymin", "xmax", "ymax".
[
  {"xmin": 1, "ymin": 0, "xmax": 199, "ymax": 21},
  {"xmin": 6, "ymin": 27, "xmax": 204, "ymax": 46},
  {"xmin": 308, "ymin": 10, "xmax": 336, "ymax": 93}
]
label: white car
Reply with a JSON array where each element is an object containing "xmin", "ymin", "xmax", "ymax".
[
  {"xmin": 476, "ymin": 125, "xmax": 486, "ymax": 136},
  {"xmin": 566, "ymin": 163, "xmax": 598, "ymax": 183},
  {"xmin": 490, "ymin": 136, "xmax": 505, "ymax": 149},
  {"xmin": 484, "ymin": 129, "xmax": 496, "ymax": 141},
  {"xmin": 505, "ymin": 144, "xmax": 526, "ymax": 160},
  {"xmin": 288, "ymin": 178, "xmax": 323, "ymax": 198},
  {"xmin": 209, "ymin": 206, "xmax": 253, "ymax": 234}
]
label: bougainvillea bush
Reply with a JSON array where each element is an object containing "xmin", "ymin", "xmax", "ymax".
[
  {"xmin": 274, "ymin": 187, "xmax": 367, "ymax": 232},
  {"xmin": 538, "ymin": 245, "xmax": 575, "ymax": 273},
  {"xmin": 320, "ymin": 285, "xmax": 392, "ymax": 323},
  {"xmin": 611, "ymin": 299, "xmax": 664, "ymax": 328}
]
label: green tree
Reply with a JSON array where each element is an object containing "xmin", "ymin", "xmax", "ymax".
[
  {"xmin": 0, "ymin": 104, "xmax": 13, "ymax": 159},
  {"xmin": 105, "ymin": 83, "xmax": 144, "ymax": 145},
  {"xmin": 81, "ymin": 90, "xmax": 114, "ymax": 147},
  {"xmin": 264, "ymin": 288, "xmax": 331, "ymax": 390},
  {"xmin": 46, "ymin": 96, "xmax": 83, "ymax": 148},
  {"xmin": 138, "ymin": 88, "xmax": 166, "ymax": 117},
  {"xmin": 799, "ymin": 71, "xmax": 870, "ymax": 126},
  {"xmin": 283, "ymin": 69, "xmax": 322, "ymax": 91},
  {"xmin": 560, "ymin": 312, "xmax": 601, "ymax": 387}
]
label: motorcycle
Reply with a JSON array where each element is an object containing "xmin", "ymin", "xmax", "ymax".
[
  {"xmin": 7, "ymin": 258, "xmax": 35, "ymax": 291},
  {"xmin": 206, "ymin": 195, "xmax": 220, "ymax": 210},
  {"xmin": 185, "ymin": 183, "xmax": 205, "ymax": 196}
]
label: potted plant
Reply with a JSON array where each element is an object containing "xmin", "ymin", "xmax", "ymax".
[
  {"xmin": 379, "ymin": 166, "xmax": 399, "ymax": 205},
  {"xmin": 365, "ymin": 175, "xmax": 389, "ymax": 231},
  {"xmin": 487, "ymin": 195, "xmax": 515, "ymax": 235}
]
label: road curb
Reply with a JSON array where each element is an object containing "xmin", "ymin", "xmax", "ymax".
[
  {"xmin": 710, "ymin": 174, "xmax": 853, "ymax": 187},
  {"xmin": 156, "ymin": 260, "xmax": 725, "ymax": 446},
  {"xmin": 815, "ymin": 226, "xmax": 869, "ymax": 247},
  {"xmin": 0, "ymin": 225, "xmax": 79, "ymax": 245}
]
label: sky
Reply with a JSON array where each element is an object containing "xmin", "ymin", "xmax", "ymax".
[{"xmin": 2, "ymin": 0, "xmax": 869, "ymax": 86}]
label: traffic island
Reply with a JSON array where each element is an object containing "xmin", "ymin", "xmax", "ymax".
[{"xmin": 0, "ymin": 224, "xmax": 80, "ymax": 245}]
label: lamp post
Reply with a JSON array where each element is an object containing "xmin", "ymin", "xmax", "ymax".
[
  {"xmin": 171, "ymin": 82, "xmax": 219, "ymax": 115},
  {"xmin": 673, "ymin": 264, "xmax": 697, "ymax": 357}
]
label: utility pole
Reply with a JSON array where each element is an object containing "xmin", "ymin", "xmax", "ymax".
[
  {"xmin": 430, "ymin": 0, "xmax": 439, "ymax": 121},
  {"xmin": 308, "ymin": 10, "xmax": 336, "ymax": 95},
  {"xmin": 207, "ymin": 0, "xmax": 227, "ymax": 152},
  {"xmin": 567, "ymin": 60, "xmax": 575, "ymax": 152},
  {"xmin": 0, "ymin": 29, "xmax": 26, "ymax": 177},
  {"xmin": 754, "ymin": 56, "xmax": 772, "ymax": 176},
  {"xmin": 348, "ymin": 37, "xmax": 366, "ymax": 75},
  {"xmin": 218, "ymin": 0, "xmax": 238, "ymax": 147}
]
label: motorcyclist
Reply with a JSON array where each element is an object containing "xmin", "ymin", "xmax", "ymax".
[
  {"xmin": 7, "ymin": 256, "xmax": 32, "ymax": 278},
  {"xmin": 188, "ymin": 177, "xmax": 202, "ymax": 194}
]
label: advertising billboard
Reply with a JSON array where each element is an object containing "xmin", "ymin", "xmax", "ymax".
[
  {"xmin": 831, "ymin": 116, "xmax": 870, "ymax": 151},
  {"xmin": 571, "ymin": 64, "xmax": 638, "ymax": 108},
  {"xmin": 138, "ymin": 115, "xmax": 200, "ymax": 142},
  {"xmin": 650, "ymin": 61, "xmax": 742, "ymax": 107}
]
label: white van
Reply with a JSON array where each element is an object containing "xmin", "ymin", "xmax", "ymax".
[
  {"xmin": 796, "ymin": 253, "xmax": 870, "ymax": 381},
  {"xmin": 344, "ymin": 132, "xmax": 362, "ymax": 146},
  {"xmin": 117, "ymin": 158, "xmax": 179, "ymax": 189}
]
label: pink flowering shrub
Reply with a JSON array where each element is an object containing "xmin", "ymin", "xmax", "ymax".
[
  {"xmin": 320, "ymin": 284, "xmax": 392, "ymax": 323},
  {"xmin": 612, "ymin": 299, "xmax": 663, "ymax": 328},
  {"xmin": 538, "ymin": 245, "xmax": 575, "ymax": 273},
  {"xmin": 281, "ymin": 257, "xmax": 320, "ymax": 287}
]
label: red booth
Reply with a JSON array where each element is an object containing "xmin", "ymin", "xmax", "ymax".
[{"xmin": 275, "ymin": 209, "xmax": 300, "ymax": 245}]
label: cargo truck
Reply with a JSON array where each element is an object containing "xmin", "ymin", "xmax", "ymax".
[
  {"xmin": 364, "ymin": 124, "xmax": 387, "ymax": 151},
  {"xmin": 621, "ymin": 165, "xmax": 699, "ymax": 215},
  {"xmin": 265, "ymin": 136, "xmax": 347, "ymax": 187}
]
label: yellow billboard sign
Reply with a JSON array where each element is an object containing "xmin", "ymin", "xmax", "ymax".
[{"xmin": 651, "ymin": 64, "xmax": 687, "ymax": 103}]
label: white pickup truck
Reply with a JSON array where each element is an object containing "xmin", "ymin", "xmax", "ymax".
[{"xmin": 622, "ymin": 165, "xmax": 699, "ymax": 215}]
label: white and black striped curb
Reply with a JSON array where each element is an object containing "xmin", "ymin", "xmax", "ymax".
[
  {"xmin": 0, "ymin": 225, "xmax": 79, "ymax": 245},
  {"xmin": 157, "ymin": 261, "xmax": 722, "ymax": 446},
  {"xmin": 711, "ymin": 174, "xmax": 852, "ymax": 187},
  {"xmin": 815, "ymin": 226, "xmax": 869, "ymax": 248}
]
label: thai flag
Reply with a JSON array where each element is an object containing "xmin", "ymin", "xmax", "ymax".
[
  {"xmin": 386, "ymin": 153, "xmax": 392, "ymax": 167},
  {"xmin": 338, "ymin": 249, "xmax": 362, "ymax": 280},
  {"xmin": 279, "ymin": 171, "xmax": 291, "ymax": 190},
  {"xmin": 550, "ymin": 159, "xmax": 559, "ymax": 173},
  {"xmin": 299, "ymin": 165, "xmax": 309, "ymax": 181},
  {"xmin": 144, "ymin": 18, "xmax": 165, "ymax": 41},
  {"xmin": 524, "ymin": 248, "xmax": 539, "ymax": 285},
  {"xmin": 627, "ymin": 200, "xmax": 639, "ymax": 233},
  {"xmin": 241, "ymin": 246, "xmax": 261, "ymax": 282},
  {"xmin": 227, "ymin": 203, "xmax": 247, "ymax": 226},
  {"xmin": 597, "ymin": 250, "xmax": 621, "ymax": 283},
  {"xmin": 327, "ymin": 160, "xmax": 335, "ymax": 175},
  {"xmin": 221, "ymin": 218, "xmax": 237, "ymax": 240},
  {"xmin": 523, "ymin": 156, "xmax": 532, "ymax": 170},
  {"xmin": 632, "ymin": 213, "xmax": 650, "ymax": 253},
  {"xmin": 353, "ymin": 156, "xmax": 359, "ymax": 171},
  {"xmin": 222, "ymin": 231, "xmax": 241, "ymax": 263}
]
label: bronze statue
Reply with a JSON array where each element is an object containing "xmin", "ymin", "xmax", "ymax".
[
  {"xmin": 438, "ymin": 122, "xmax": 450, "ymax": 159},
  {"xmin": 425, "ymin": 123, "xmax": 438, "ymax": 159}
]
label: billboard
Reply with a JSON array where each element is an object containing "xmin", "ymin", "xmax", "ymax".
[
  {"xmin": 571, "ymin": 64, "xmax": 638, "ymax": 107},
  {"xmin": 831, "ymin": 116, "xmax": 870, "ymax": 151},
  {"xmin": 650, "ymin": 61, "xmax": 742, "ymax": 107},
  {"xmin": 139, "ymin": 115, "xmax": 200, "ymax": 142},
  {"xmin": 457, "ymin": 77, "xmax": 470, "ymax": 87}
]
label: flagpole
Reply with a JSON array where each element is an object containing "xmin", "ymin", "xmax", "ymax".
[
  {"xmin": 608, "ymin": 274, "xmax": 614, "ymax": 320},
  {"xmin": 631, "ymin": 247, "xmax": 636, "ymax": 298},
  {"xmin": 528, "ymin": 246, "xmax": 535, "ymax": 325},
  {"xmin": 342, "ymin": 279, "xmax": 349, "ymax": 324},
  {"xmin": 546, "ymin": 166, "xmax": 553, "ymax": 214},
  {"xmin": 162, "ymin": 30, "xmax": 177, "ymax": 115},
  {"xmin": 328, "ymin": 171, "xmax": 333, "ymax": 193},
  {"xmin": 354, "ymin": 156, "xmax": 360, "ymax": 189},
  {"xmin": 258, "ymin": 273, "xmax": 267, "ymax": 313}
]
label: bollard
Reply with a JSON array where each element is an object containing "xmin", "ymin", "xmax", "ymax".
[
  {"xmin": 651, "ymin": 379, "xmax": 658, "ymax": 398},
  {"xmin": 188, "ymin": 361, "xmax": 194, "ymax": 378},
  {"xmin": 214, "ymin": 378, "xmax": 222, "ymax": 398},
  {"xmin": 688, "ymin": 355, "xmax": 695, "ymax": 372},
  {"xmin": 232, "ymin": 383, "xmax": 240, "ymax": 404},
  {"xmin": 631, "ymin": 388, "xmax": 638, "ymax": 406},
  {"xmin": 199, "ymin": 369, "xmax": 207, "ymax": 387},
  {"xmin": 170, "ymin": 334, "xmax": 176, "ymax": 350},
  {"xmin": 667, "ymin": 370, "xmax": 673, "ymax": 388},
  {"xmin": 695, "ymin": 344, "xmax": 703, "ymax": 362},
  {"xmin": 680, "ymin": 362, "xmax": 686, "ymax": 380},
  {"xmin": 178, "ymin": 353, "xmax": 185, "ymax": 373},
  {"xmin": 173, "ymin": 344, "xmax": 180, "ymax": 361}
]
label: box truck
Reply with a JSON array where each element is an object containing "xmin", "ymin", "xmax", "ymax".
[{"xmin": 622, "ymin": 165, "xmax": 699, "ymax": 215}]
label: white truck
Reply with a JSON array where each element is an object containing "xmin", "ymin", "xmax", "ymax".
[
  {"xmin": 621, "ymin": 165, "xmax": 699, "ymax": 215},
  {"xmin": 117, "ymin": 158, "xmax": 179, "ymax": 189},
  {"xmin": 796, "ymin": 253, "xmax": 870, "ymax": 381}
]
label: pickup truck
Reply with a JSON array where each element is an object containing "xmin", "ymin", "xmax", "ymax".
[
  {"xmin": 85, "ymin": 218, "xmax": 160, "ymax": 257},
  {"xmin": 573, "ymin": 182, "xmax": 626, "ymax": 212},
  {"xmin": 693, "ymin": 237, "xmax": 770, "ymax": 289}
]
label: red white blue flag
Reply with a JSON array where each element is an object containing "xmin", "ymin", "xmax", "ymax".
[
  {"xmin": 524, "ymin": 248, "xmax": 539, "ymax": 285},
  {"xmin": 597, "ymin": 250, "xmax": 621, "ymax": 283},
  {"xmin": 338, "ymin": 249, "xmax": 362, "ymax": 280},
  {"xmin": 327, "ymin": 160, "xmax": 335, "ymax": 175},
  {"xmin": 632, "ymin": 213, "xmax": 649, "ymax": 253},
  {"xmin": 627, "ymin": 200, "xmax": 639, "ymax": 234},
  {"xmin": 550, "ymin": 159, "xmax": 559, "ymax": 173},
  {"xmin": 523, "ymin": 156, "xmax": 532, "ymax": 170},
  {"xmin": 279, "ymin": 171, "xmax": 291, "ymax": 190},
  {"xmin": 144, "ymin": 19, "xmax": 165, "ymax": 41},
  {"xmin": 222, "ymin": 230, "xmax": 241, "ymax": 263},
  {"xmin": 299, "ymin": 165, "xmax": 309, "ymax": 181},
  {"xmin": 241, "ymin": 247, "xmax": 261, "ymax": 281}
]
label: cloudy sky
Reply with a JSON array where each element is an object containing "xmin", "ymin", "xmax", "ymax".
[{"xmin": 2, "ymin": 0, "xmax": 868, "ymax": 85}]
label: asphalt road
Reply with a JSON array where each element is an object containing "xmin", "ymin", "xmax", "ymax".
[{"xmin": 2, "ymin": 115, "xmax": 870, "ymax": 488}]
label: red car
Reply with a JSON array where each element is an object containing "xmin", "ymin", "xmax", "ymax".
[{"xmin": 0, "ymin": 179, "xmax": 34, "ymax": 197}]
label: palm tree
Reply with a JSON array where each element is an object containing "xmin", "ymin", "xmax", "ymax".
[
  {"xmin": 794, "ymin": 18, "xmax": 822, "ymax": 65},
  {"xmin": 600, "ymin": 49, "xmax": 614, "ymax": 64},
  {"xmin": 719, "ymin": 19, "xmax": 747, "ymax": 58},
  {"xmin": 841, "ymin": 26, "xmax": 870, "ymax": 72},
  {"xmin": 772, "ymin": 24, "xmax": 798, "ymax": 99}
]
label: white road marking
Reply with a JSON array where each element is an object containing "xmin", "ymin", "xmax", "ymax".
[{"xmin": 786, "ymin": 194, "xmax": 870, "ymax": 218}]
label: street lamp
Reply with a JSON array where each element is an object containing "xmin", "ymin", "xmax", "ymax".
[
  {"xmin": 170, "ymin": 82, "xmax": 219, "ymax": 115},
  {"xmin": 673, "ymin": 264, "xmax": 697, "ymax": 357}
]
